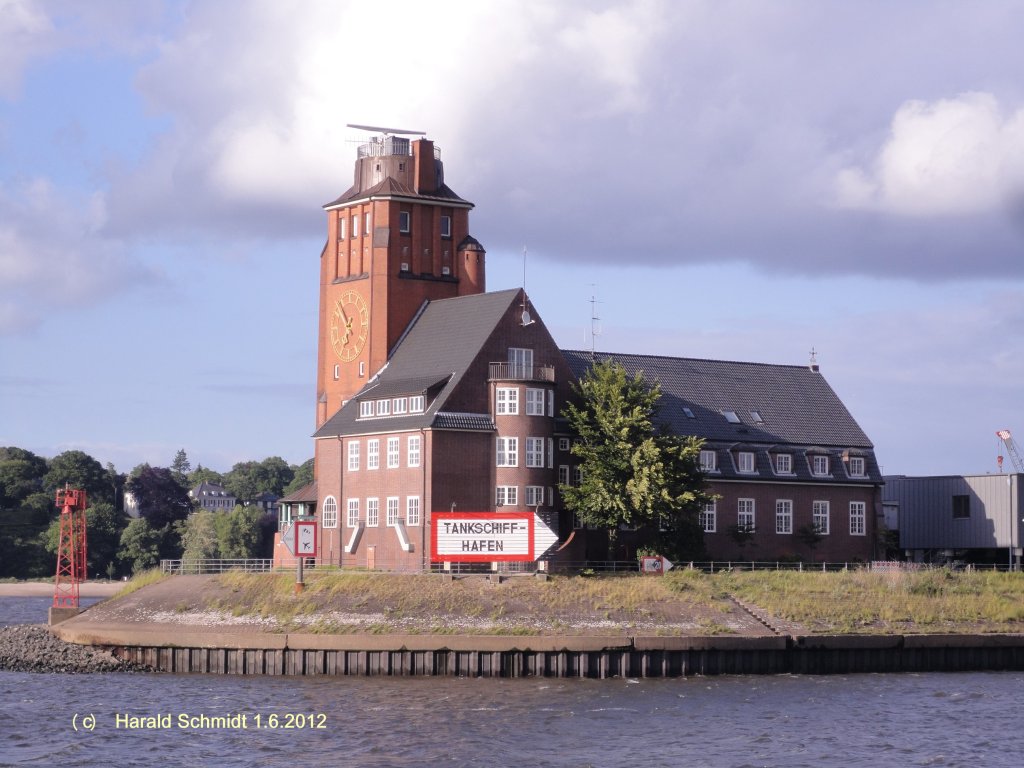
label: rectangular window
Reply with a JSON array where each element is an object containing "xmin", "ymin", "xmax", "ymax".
[
  {"xmin": 351, "ymin": 214, "xmax": 358, "ymax": 238},
  {"xmin": 526, "ymin": 437, "xmax": 545, "ymax": 468},
  {"xmin": 347, "ymin": 440, "xmax": 360, "ymax": 471},
  {"xmin": 440, "ymin": 214, "xmax": 452, "ymax": 238},
  {"xmin": 386, "ymin": 497, "xmax": 400, "ymax": 526},
  {"xmin": 850, "ymin": 501, "xmax": 866, "ymax": 535},
  {"xmin": 409, "ymin": 395, "xmax": 425, "ymax": 413},
  {"xmin": 812, "ymin": 455, "xmax": 830, "ymax": 476},
  {"xmin": 848, "ymin": 456, "xmax": 865, "ymax": 477},
  {"xmin": 776, "ymin": 500, "xmax": 793, "ymax": 534},
  {"xmin": 813, "ymin": 500, "xmax": 830, "ymax": 535},
  {"xmin": 406, "ymin": 496, "xmax": 421, "ymax": 526},
  {"xmin": 366, "ymin": 498, "xmax": 379, "ymax": 527},
  {"xmin": 548, "ymin": 390, "xmax": 554, "ymax": 418},
  {"xmin": 496, "ymin": 486, "xmax": 518, "ymax": 506},
  {"xmin": 559, "ymin": 438, "xmax": 570, "ymax": 452},
  {"xmin": 399, "ymin": 210, "xmax": 411, "ymax": 234},
  {"xmin": 376, "ymin": 399, "xmax": 390, "ymax": 416},
  {"xmin": 407, "ymin": 435, "xmax": 421, "ymax": 467},
  {"xmin": 508, "ymin": 347, "xmax": 533, "ymax": 378},
  {"xmin": 558, "ymin": 465, "xmax": 569, "ymax": 486},
  {"xmin": 526, "ymin": 388, "xmax": 545, "ymax": 415},
  {"xmin": 367, "ymin": 439, "xmax": 380, "ymax": 470},
  {"xmin": 359, "ymin": 401, "xmax": 373, "ymax": 418},
  {"xmin": 737, "ymin": 451, "xmax": 756, "ymax": 473},
  {"xmin": 497, "ymin": 437, "xmax": 518, "ymax": 467},
  {"xmin": 547, "ymin": 438, "xmax": 554, "ymax": 469},
  {"xmin": 738, "ymin": 498, "xmax": 755, "ymax": 529},
  {"xmin": 722, "ymin": 410, "xmax": 741, "ymax": 423},
  {"xmin": 525, "ymin": 486, "xmax": 544, "ymax": 507},
  {"xmin": 952, "ymin": 494, "xmax": 970, "ymax": 519},
  {"xmin": 700, "ymin": 502, "xmax": 717, "ymax": 533},
  {"xmin": 700, "ymin": 450, "xmax": 717, "ymax": 471},
  {"xmin": 364, "ymin": 212, "xmax": 371, "ymax": 235},
  {"xmin": 574, "ymin": 466, "xmax": 583, "ymax": 484},
  {"xmin": 387, "ymin": 437, "xmax": 400, "ymax": 468},
  {"xmin": 393, "ymin": 397, "xmax": 408, "ymax": 415},
  {"xmin": 496, "ymin": 387, "xmax": 519, "ymax": 414},
  {"xmin": 338, "ymin": 214, "xmax": 346, "ymax": 240},
  {"xmin": 346, "ymin": 499, "xmax": 359, "ymax": 528},
  {"xmin": 775, "ymin": 454, "xmax": 792, "ymax": 474}
]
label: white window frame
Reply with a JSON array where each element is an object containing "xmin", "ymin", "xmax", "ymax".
[
  {"xmin": 496, "ymin": 486, "xmax": 518, "ymax": 506},
  {"xmin": 497, "ymin": 437, "xmax": 518, "ymax": 467},
  {"xmin": 775, "ymin": 453, "xmax": 792, "ymax": 474},
  {"xmin": 387, "ymin": 437, "xmax": 400, "ymax": 468},
  {"xmin": 738, "ymin": 498, "xmax": 755, "ymax": 529},
  {"xmin": 496, "ymin": 387, "xmax": 519, "ymax": 415},
  {"xmin": 376, "ymin": 399, "xmax": 390, "ymax": 416},
  {"xmin": 364, "ymin": 212, "xmax": 371, "ymax": 235},
  {"xmin": 406, "ymin": 496, "xmax": 421, "ymax": 527},
  {"xmin": 737, "ymin": 451, "xmax": 756, "ymax": 473},
  {"xmin": 338, "ymin": 214, "xmax": 346, "ymax": 240},
  {"xmin": 407, "ymin": 435, "xmax": 421, "ymax": 468},
  {"xmin": 508, "ymin": 347, "xmax": 533, "ymax": 378},
  {"xmin": 409, "ymin": 395, "xmax": 425, "ymax": 413},
  {"xmin": 346, "ymin": 498, "xmax": 360, "ymax": 528},
  {"xmin": 700, "ymin": 450, "xmax": 717, "ymax": 472},
  {"xmin": 393, "ymin": 397, "xmax": 408, "ymax": 415},
  {"xmin": 558, "ymin": 465, "xmax": 569, "ymax": 486},
  {"xmin": 366, "ymin": 497, "xmax": 379, "ymax": 527},
  {"xmin": 347, "ymin": 440, "xmax": 360, "ymax": 471},
  {"xmin": 322, "ymin": 496, "xmax": 338, "ymax": 529},
  {"xmin": 812, "ymin": 455, "xmax": 830, "ymax": 476},
  {"xmin": 359, "ymin": 401, "xmax": 374, "ymax": 418},
  {"xmin": 813, "ymin": 500, "xmax": 830, "ymax": 535},
  {"xmin": 367, "ymin": 439, "xmax": 380, "ymax": 470},
  {"xmin": 526, "ymin": 437, "xmax": 545, "ymax": 468},
  {"xmin": 351, "ymin": 214, "xmax": 358, "ymax": 238},
  {"xmin": 559, "ymin": 438, "xmax": 570, "ymax": 452},
  {"xmin": 440, "ymin": 214, "xmax": 452, "ymax": 238},
  {"xmin": 700, "ymin": 502, "xmax": 717, "ymax": 533},
  {"xmin": 526, "ymin": 388, "xmax": 545, "ymax": 416},
  {"xmin": 850, "ymin": 501, "xmax": 866, "ymax": 536},
  {"xmin": 525, "ymin": 485, "xmax": 544, "ymax": 507},
  {"xmin": 848, "ymin": 456, "xmax": 865, "ymax": 477},
  {"xmin": 386, "ymin": 496, "xmax": 400, "ymax": 526},
  {"xmin": 398, "ymin": 210, "xmax": 411, "ymax": 234},
  {"xmin": 776, "ymin": 500, "xmax": 793, "ymax": 535}
]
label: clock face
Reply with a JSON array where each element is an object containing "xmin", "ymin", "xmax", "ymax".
[{"xmin": 329, "ymin": 290, "xmax": 369, "ymax": 362}]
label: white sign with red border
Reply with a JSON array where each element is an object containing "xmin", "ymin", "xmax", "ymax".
[
  {"xmin": 294, "ymin": 520, "xmax": 317, "ymax": 557},
  {"xmin": 432, "ymin": 512, "xmax": 557, "ymax": 563}
]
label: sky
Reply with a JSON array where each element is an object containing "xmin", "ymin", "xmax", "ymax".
[{"xmin": 1, "ymin": 0, "xmax": 1023, "ymax": 477}]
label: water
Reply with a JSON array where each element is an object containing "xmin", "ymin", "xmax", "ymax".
[
  {"xmin": 1, "ymin": 597, "xmax": 1020, "ymax": 767},
  {"xmin": 0, "ymin": 597, "xmax": 103, "ymax": 627}
]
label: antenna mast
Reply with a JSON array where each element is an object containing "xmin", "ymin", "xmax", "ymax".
[{"xmin": 588, "ymin": 287, "xmax": 602, "ymax": 356}]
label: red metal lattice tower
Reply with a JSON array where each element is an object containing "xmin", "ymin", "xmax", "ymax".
[{"xmin": 53, "ymin": 487, "xmax": 88, "ymax": 608}]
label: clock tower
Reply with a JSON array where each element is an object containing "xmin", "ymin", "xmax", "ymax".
[{"xmin": 315, "ymin": 127, "xmax": 487, "ymax": 428}]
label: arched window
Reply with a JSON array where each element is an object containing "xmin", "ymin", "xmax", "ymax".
[{"xmin": 321, "ymin": 496, "xmax": 338, "ymax": 529}]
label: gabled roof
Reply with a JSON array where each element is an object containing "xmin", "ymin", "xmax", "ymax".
[
  {"xmin": 314, "ymin": 289, "xmax": 521, "ymax": 438},
  {"xmin": 324, "ymin": 177, "xmax": 471, "ymax": 209},
  {"xmin": 561, "ymin": 350, "xmax": 873, "ymax": 448}
]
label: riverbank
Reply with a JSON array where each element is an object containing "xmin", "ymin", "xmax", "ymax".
[{"xmin": 0, "ymin": 581, "xmax": 124, "ymax": 598}]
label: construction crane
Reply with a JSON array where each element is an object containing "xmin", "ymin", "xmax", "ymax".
[{"xmin": 997, "ymin": 429, "xmax": 1024, "ymax": 473}]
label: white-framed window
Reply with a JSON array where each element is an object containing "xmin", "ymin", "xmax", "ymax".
[
  {"xmin": 333, "ymin": 364, "xmax": 340, "ymax": 380},
  {"xmin": 558, "ymin": 465, "xmax": 570, "ymax": 486},
  {"xmin": 386, "ymin": 496, "xmax": 400, "ymax": 526},
  {"xmin": 737, "ymin": 451, "xmax": 756, "ymax": 473},
  {"xmin": 366, "ymin": 498, "xmax": 379, "ymax": 527},
  {"xmin": 338, "ymin": 214, "xmax": 346, "ymax": 240},
  {"xmin": 813, "ymin": 500, "xmax": 830, "ymax": 535},
  {"xmin": 548, "ymin": 390, "xmax": 554, "ymax": 418},
  {"xmin": 408, "ymin": 435, "xmax": 421, "ymax": 467},
  {"xmin": 812, "ymin": 455, "xmax": 830, "ymax": 476},
  {"xmin": 496, "ymin": 486, "xmax": 518, "ymax": 506},
  {"xmin": 409, "ymin": 395, "xmax": 425, "ymax": 413},
  {"xmin": 359, "ymin": 401, "xmax": 373, "ymax": 418},
  {"xmin": 348, "ymin": 440, "xmax": 360, "ymax": 471},
  {"xmin": 386, "ymin": 437, "xmax": 400, "ymax": 468},
  {"xmin": 558, "ymin": 438, "xmax": 570, "ymax": 452},
  {"xmin": 376, "ymin": 399, "xmax": 390, "ymax": 416},
  {"xmin": 776, "ymin": 500, "xmax": 793, "ymax": 534},
  {"xmin": 496, "ymin": 387, "xmax": 519, "ymax": 415},
  {"xmin": 526, "ymin": 388, "xmax": 545, "ymax": 416},
  {"xmin": 399, "ymin": 210, "xmax": 411, "ymax": 234},
  {"xmin": 322, "ymin": 496, "xmax": 338, "ymax": 529},
  {"xmin": 700, "ymin": 502, "xmax": 717, "ymax": 533},
  {"xmin": 497, "ymin": 437, "xmax": 518, "ymax": 467},
  {"xmin": 406, "ymin": 496, "xmax": 421, "ymax": 526},
  {"xmin": 351, "ymin": 214, "xmax": 358, "ymax": 238},
  {"xmin": 547, "ymin": 438, "xmax": 554, "ymax": 469},
  {"xmin": 700, "ymin": 450, "xmax": 717, "ymax": 471},
  {"xmin": 848, "ymin": 456, "xmax": 865, "ymax": 477},
  {"xmin": 775, "ymin": 453, "xmax": 792, "ymax": 474},
  {"xmin": 525, "ymin": 486, "xmax": 544, "ymax": 507},
  {"xmin": 440, "ymin": 214, "xmax": 452, "ymax": 238},
  {"xmin": 367, "ymin": 439, "xmax": 380, "ymax": 470},
  {"xmin": 508, "ymin": 347, "xmax": 533, "ymax": 378},
  {"xmin": 347, "ymin": 498, "xmax": 360, "ymax": 528},
  {"xmin": 364, "ymin": 212, "xmax": 372, "ymax": 235},
  {"xmin": 738, "ymin": 498, "xmax": 755, "ymax": 529},
  {"xmin": 393, "ymin": 397, "xmax": 408, "ymax": 415},
  {"xmin": 526, "ymin": 437, "xmax": 545, "ymax": 468},
  {"xmin": 850, "ymin": 501, "xmax": 866, "ymax": 535}
]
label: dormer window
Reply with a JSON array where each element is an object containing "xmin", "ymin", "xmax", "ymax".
[
  {"xmin": 775, "ymin": 453, "xmax": 792, "ymax": 474},
  {"xmin": 737, "ymin": 451, "xmax": 756, "ymax": 473},
  {"xmin": 409, "ymin": 395, "xmax": 425, "ymax": 413},
  {"xmin": 393, "ymin": 397, "xmax": 408, "ymax": 415},
  {"xmin": 376, "ymin": 399, "xmax": 390, "ymax": 416},
  {"xmin": 848, "ymin": 456, "xmax": 865, "ymax": 477},
  {"xmin": 700, "ymin": 450, "xmax": 717, "ymax": 471},
  {"xmin": 359, "ymin": 401, "xmax": 373, "ymax": 418},
  {"xmin": 812, "ymin": 455, "xmax": 830, "ymax": 476}
]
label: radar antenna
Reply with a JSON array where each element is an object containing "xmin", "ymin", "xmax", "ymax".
[{"xmin": 346, "ymin": 123, "xmax": 426, "ymax": 137}]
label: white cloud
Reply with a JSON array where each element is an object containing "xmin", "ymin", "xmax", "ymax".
[
  {"xmin": 835, "ymin": 92, "xmax": 1024, "ymax": 216},
  {"xmin": 0, "ymin": 0, "xmax": 54, "ymax": 97}
]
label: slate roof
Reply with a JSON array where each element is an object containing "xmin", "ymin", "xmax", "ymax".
[
  {"xmin": 561, "ymin": 349, "xmax": 881, "ymax": 484},
  {"xmin": 324, "ymin": 177, "xmax": 471, "ymax": 209},
  {"xmin": 278, "ymin": 481, "xmax": 317, "ymax": 504},
  {"xmin": 314, "ymin": 289, "xmax": 521, "ymax": 438}
]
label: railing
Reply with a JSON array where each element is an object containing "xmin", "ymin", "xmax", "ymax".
[
  {"xmin": 161, "ymin": 559, "xmax": 274, "ymax": 575},
  {"xmin": 488, "ymin": 362, "xmax": 556, "ymax": 382}
]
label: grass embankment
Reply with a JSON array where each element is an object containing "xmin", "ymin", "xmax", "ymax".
[{"xmin": 722, "ymin": 569, "xmax": 1024, "ymax": 634}]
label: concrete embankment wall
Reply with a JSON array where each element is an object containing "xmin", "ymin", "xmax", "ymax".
[{"xmin": 53, "ymin": 626, "xmax": 1024, "ymax": 677}]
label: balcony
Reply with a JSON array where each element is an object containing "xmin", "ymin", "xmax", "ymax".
[{"xmin": 489, "ymin": 362, "xmax": 556, "ymax": 383}]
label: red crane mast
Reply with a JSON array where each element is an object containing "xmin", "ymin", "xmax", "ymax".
[{"xmin": 53, "ymin": 487, "xmax": 88, "ymax": 608}]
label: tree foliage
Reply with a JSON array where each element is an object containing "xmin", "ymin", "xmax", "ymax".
[
  {"xmin": 223, "ymin": 457, "xmax": 294, "ymax": 502},
  {"xmin": 283, "ymin": 458, "xmax": 314, "ymax": 496},
  {"xmin": 43, "ymin": 450, "xmax": 114, "ymax": 505},
  {"xmin": 170, "ymin": 449, "xmax": 192, "ymax": 490},
  {"xmin": 187, "ymin": 465, "xmax": 224, "ymax": 488},
  {"xmin": 560, "ymin": 359, "xmax": 711, "ymax": 558},
  {"xmin": 127, "ymin": 466, "xmax": 193, "ymax": 530},
  {"xmin": 45, "ymin": 501, "xmax": 129, "ymax": 577},
  {"xmin": 118, "ymin": 518, "xmax": 163, "ymax": 574},
  {"xmin": 0, "ymin": 447, "xmax": 48, "ymax": 507}
]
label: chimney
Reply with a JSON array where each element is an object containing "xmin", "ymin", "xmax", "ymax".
[{"xmin": 413, "ymin": 139, "xmax": 437, "ymax": 194}]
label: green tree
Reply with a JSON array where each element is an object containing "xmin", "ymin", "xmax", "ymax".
[
  {"xmin": 118, "ymin": 518, "xmax": 163, "ymax": 574},
  {"xmin": 170, "ymin": 449, "xmax": 192, "ymax": 490},
  {"xmin": 560, "ymin": 359, "xmax": 710, "ymax": 559},
  {"xmin": 0, "ymin": 491, "xmax": 56, "ymax": 578},
  {"xmin": 224, "ymin": 457, "xmax": 294, "ymax": 502},
  {"xmin": 215, "ymin": 504, "xmax": 264, "ymax": 558},
  {"xmin": 0, "ymin": 447, "xmax": 48, "ymax": 507},
  {"xmin": 43, "ymin": 450, "xmax": 113, "ymax": 504},
  {"xmin": 45, "ymin": 501, "xmax": 129, "ymax": 578},
  {"xmin": 283, "ymin": 458, "xmax": 314, "ymax": 495},
  {"xmin": 180, "ymin": 510, "xmax": 220, "ymax": 562},
  {"xmin": 127, "ymin": 466, "xmax": 193, "ymax": 529},
  {"xmin": 187, "ymin": 465, "xmax": 224, "ymax": 488}
]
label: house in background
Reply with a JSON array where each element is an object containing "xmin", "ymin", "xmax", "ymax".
[
  {"xmin": 883, "ymin": 473, "xmax": 1024, "ymax": 566},
  {"xmin": 189, "ymin": 481, "xmax": 236, "ymax": 512}
]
